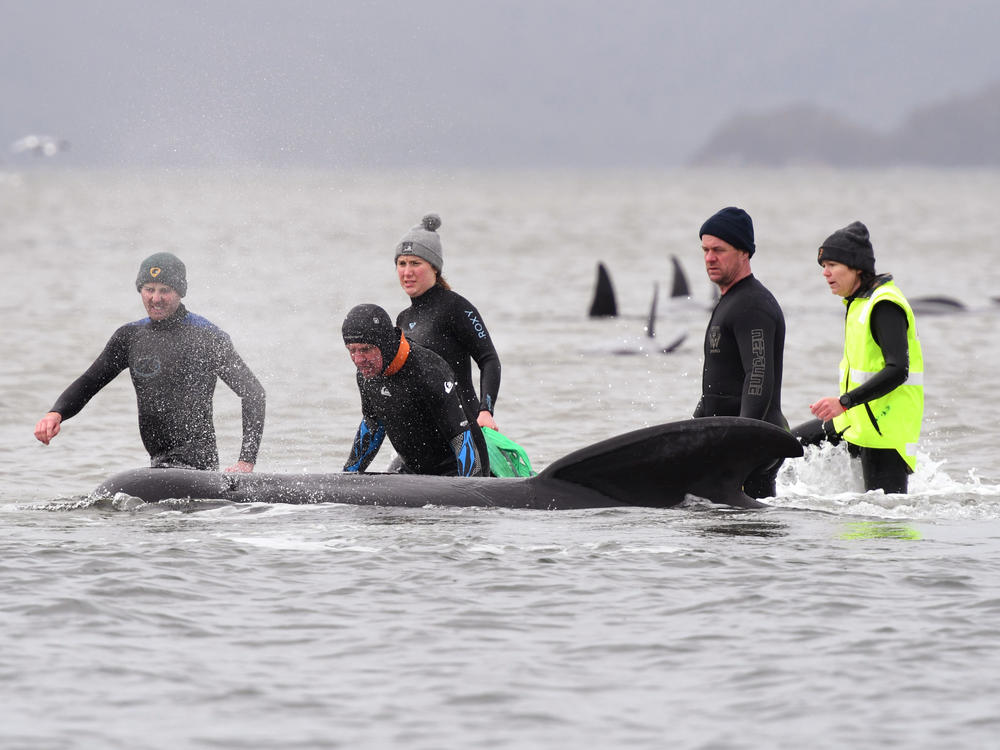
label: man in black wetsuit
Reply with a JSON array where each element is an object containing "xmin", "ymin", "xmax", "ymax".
[
  {"xmin": 342, "ymin": 303, "xmax": 487, "ymax": 477},
  {"xmin": 694, "ymin": 207, "xmax": 788, "ymax": 499},
  {"xmin": 33, "ymin": 252, "xmax": 266, "ymax": 472}
]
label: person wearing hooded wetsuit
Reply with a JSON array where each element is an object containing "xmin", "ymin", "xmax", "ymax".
[{"xmin": 342, "ymin": 303, "xmax": 487, "ymax": 477}]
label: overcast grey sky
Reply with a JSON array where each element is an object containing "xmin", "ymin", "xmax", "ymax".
[{"xmin": 3, "ymin": 0, "xmax": 999, "ymax": 168}]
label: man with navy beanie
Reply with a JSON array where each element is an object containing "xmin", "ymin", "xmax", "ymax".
[{"xmin": 693, "ymin": 207, "xmax": 788, "ymax": 499}]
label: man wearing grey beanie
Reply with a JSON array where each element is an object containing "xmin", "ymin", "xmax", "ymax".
[
  {"xmin": 693, "ymin": 207, "xmax": 789, "ymax": 500},
  {"xmin": 34, "ymin": 252, "xmax": 266, "ymax": 472}
]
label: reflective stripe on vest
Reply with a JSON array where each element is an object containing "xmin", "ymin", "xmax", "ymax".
[{"xmin": 831, "ymin": 280, "xmax": 924, "ymax": 471}]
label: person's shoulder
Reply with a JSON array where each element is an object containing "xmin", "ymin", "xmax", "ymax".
[
  {"xmin": 408, "ymin": 340, "xmax": 453, "ymax": 372},
  {"xmin": 182, "ymin": 311, "xmax": 232, "ymax": 337},
  {"xmin": 743, "ymin": 275, "xmax": 784, "ymax": 306},
  {"xmin": 447, "ymin": 288, "xmax": 479, "ymax": 311}
]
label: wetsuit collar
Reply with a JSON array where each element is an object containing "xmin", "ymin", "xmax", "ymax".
[
  {"xmin": 149, "ymin": 304, "xmax": 188, "ymax": 328},
  {"xmin": 409, "ymin": 282, "xmax": 444, "ymax": 307},
  {"xmin": 382, "ymin": 333, "xmax": 410, "ymax": 376}
]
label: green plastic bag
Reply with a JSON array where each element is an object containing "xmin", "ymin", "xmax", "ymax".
[{"xmin": 483, "ymin": 428, "xmax": 536, "ymax": 478}]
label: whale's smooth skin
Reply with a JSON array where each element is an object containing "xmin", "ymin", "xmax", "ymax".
[{"xmin": 94, "ymin": 417, "xmax": 803, "ymax": 510}]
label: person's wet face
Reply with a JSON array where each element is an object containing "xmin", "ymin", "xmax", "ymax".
[
  {"xmin": 701, "ymin": 234, "xmax": 749, "ymax": 291},
  {"xmin": 347, "ymin": 343, "xmax": 384, "ymax": 378},
  {"xmin": 140, "ymin": 283, "xmax": 182, "ymax": 321},
  {"xmin": 821, "ymin": 260, "xmax": 862, "ymax": 297},
  {"xmin": 396, "ymin": 255, "xmax": 437, "ymax": 298}
]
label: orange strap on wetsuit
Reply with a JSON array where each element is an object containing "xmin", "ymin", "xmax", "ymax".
[{"xmin": 382, "ymin": 333, "xmax": 410, "ymax": 376}]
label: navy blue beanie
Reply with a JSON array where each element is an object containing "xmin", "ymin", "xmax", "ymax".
[{"xmin": 699, "ymin": 207, "xmax": 755, "ymax": 257}]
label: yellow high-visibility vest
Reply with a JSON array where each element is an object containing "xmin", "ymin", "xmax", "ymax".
[{"xmin": 832, "ymin": 280, "xmax": 924, "ymax": 470}]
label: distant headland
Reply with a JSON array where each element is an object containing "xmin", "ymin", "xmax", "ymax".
[{"xmin": 690, "ymin": 80, "xmax": 1000, "ymax": 167}]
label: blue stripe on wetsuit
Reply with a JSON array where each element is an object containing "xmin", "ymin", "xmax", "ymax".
[
  {"xmin": 345, "ymin": 420, "xmax": 386, "ymax": 472},
  {"xmin": 455, "ymin": 429, "xmax": 477, "ymax": 477}
]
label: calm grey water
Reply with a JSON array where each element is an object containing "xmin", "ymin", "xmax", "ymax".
[{"xmin": 3, "ymin": 167, "xmax": 1000, "ymax": 749}]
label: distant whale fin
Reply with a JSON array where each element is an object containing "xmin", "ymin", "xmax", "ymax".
[
  {"xmin": 588, "ymin": 261, "xmax": 618, "ymax": 317},
  {"xmin": 645, "ymin": 282, "xmax": 659, "ymax": 338},
  {"xmin": 538, "ymin": 417, "xmax": 803, "ymax": 509},
  {"xmin": 670, "ymin": 255, "xmax": 691, "ymax": 298},
  {"xmin": 658, "ymin": 331, "xmax": 686, "ymax": 354}
]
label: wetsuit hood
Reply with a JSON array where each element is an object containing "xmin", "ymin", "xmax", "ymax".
[{"xmin": 342, "ymin": 303, "xmax": 402, "ymax": 364}]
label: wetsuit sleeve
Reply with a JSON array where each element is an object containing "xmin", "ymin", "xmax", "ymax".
[
  {"xmin": 453, "ymin": 300, "xmax": 501, "ymax": 415},
  {"xmin": 216, "ymin": 340, "xmax": 266, "ymax": 465},
  {"xmin": 732, "ymin": 306, "xmax": 781, "ymax": 420},
  {"xmin": 49, "ymin": 329, "xmax": 130, "ymax": 420},
  {"xmin": 843, "ymin": 301, "xmax": 909, "ymax": 407},
  {"xmin": 344, "ymin": 416, "xmax": 386, "ymax": 472}
]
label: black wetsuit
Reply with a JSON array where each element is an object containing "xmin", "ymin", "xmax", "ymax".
[
  {"xmin": 49, "ymin": 305, "xmax": 265, "ymax": 470},
  {"xmin": 793, "ymin": 277, "xmax": 911, "ymax": 493},
  {"xmin": 694, "ymin": 274, "xmax": 787, "ymax": 498},
  {"xmin": 395, "ymin": 284, "xmax": 501, "ymax": 419},
  {"xmin": 345, "ymin": 339, "xmax": 486, "ymax": 476}
]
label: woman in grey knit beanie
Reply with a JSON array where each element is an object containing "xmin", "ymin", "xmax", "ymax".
[{"xmin": 393, "ymin": 213, "xmax": 502, "ymax": 434}]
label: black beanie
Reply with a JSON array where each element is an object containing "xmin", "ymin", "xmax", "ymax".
[
  {"xmin": 818, "ymin": 221, "xmax": 875, "ymax": 274},
  {"xmin": 699, "ymin": 206, "xmax": 755, "ymax": 257},
  {"xmin": 342, "ymin": 304, "xmax": 401, "ymax": 364},
  {"xmin": 136, "ymin": 252, "xmax": 187, "ymax": 297}
]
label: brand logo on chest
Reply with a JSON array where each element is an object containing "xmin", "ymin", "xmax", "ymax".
[
  {"xmin": 709, "ymin": 325, "xmax": 722, "ymax": 353},
  {"xmin": 134, "ymin": 355, "xmax": 162, "ymax": 378}
]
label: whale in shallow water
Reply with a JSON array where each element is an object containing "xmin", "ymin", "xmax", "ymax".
[{"xmin": 95, "ymin": 417, "xmax": 803, "ymax": 510}]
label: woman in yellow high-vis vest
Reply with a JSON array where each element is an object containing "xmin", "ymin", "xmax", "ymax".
[{"xmin": 804, "ymin": 221, "xmax": 924, "ymax": 494}]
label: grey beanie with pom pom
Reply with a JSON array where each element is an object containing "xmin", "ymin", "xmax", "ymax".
[{"xmin": 394, "ymin": 213, "xmax": 443, "ymax": 271}]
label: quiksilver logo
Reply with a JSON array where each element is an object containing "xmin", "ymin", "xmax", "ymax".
[
  {"xmin": 408, "ymin": 322, "xmax": 416, "ymax": 329},
  {"xmin": 444, "ymin": 381, "xmax": 454, "ymax": 393},
  {"xmin": 380, "ymin": 386, "xmax": 391, "ymax": 396},
  {"xmin": 149, "ymin": 267, "xmax": 162, "ymax": 278}
]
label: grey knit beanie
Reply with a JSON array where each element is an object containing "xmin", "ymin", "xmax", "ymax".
[
  {"xmin": 394, "ymin": 214, "xmax": 443, "ymax": 271},
  {"xmin": 136, "ymin": 252, "xmax": 187, "ymax": 297}
]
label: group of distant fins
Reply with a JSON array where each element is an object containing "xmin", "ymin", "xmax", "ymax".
[
  {"xmin": 588, "ymin": 256, "xmax": 696, "ymax": 355},
  {"xmin": 588, "ymin": 255, "xmax": 694, "ymax": 319},
  {"xmin": 589, "ymin": 255, "xmax": 992, "ymax": 356}
]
